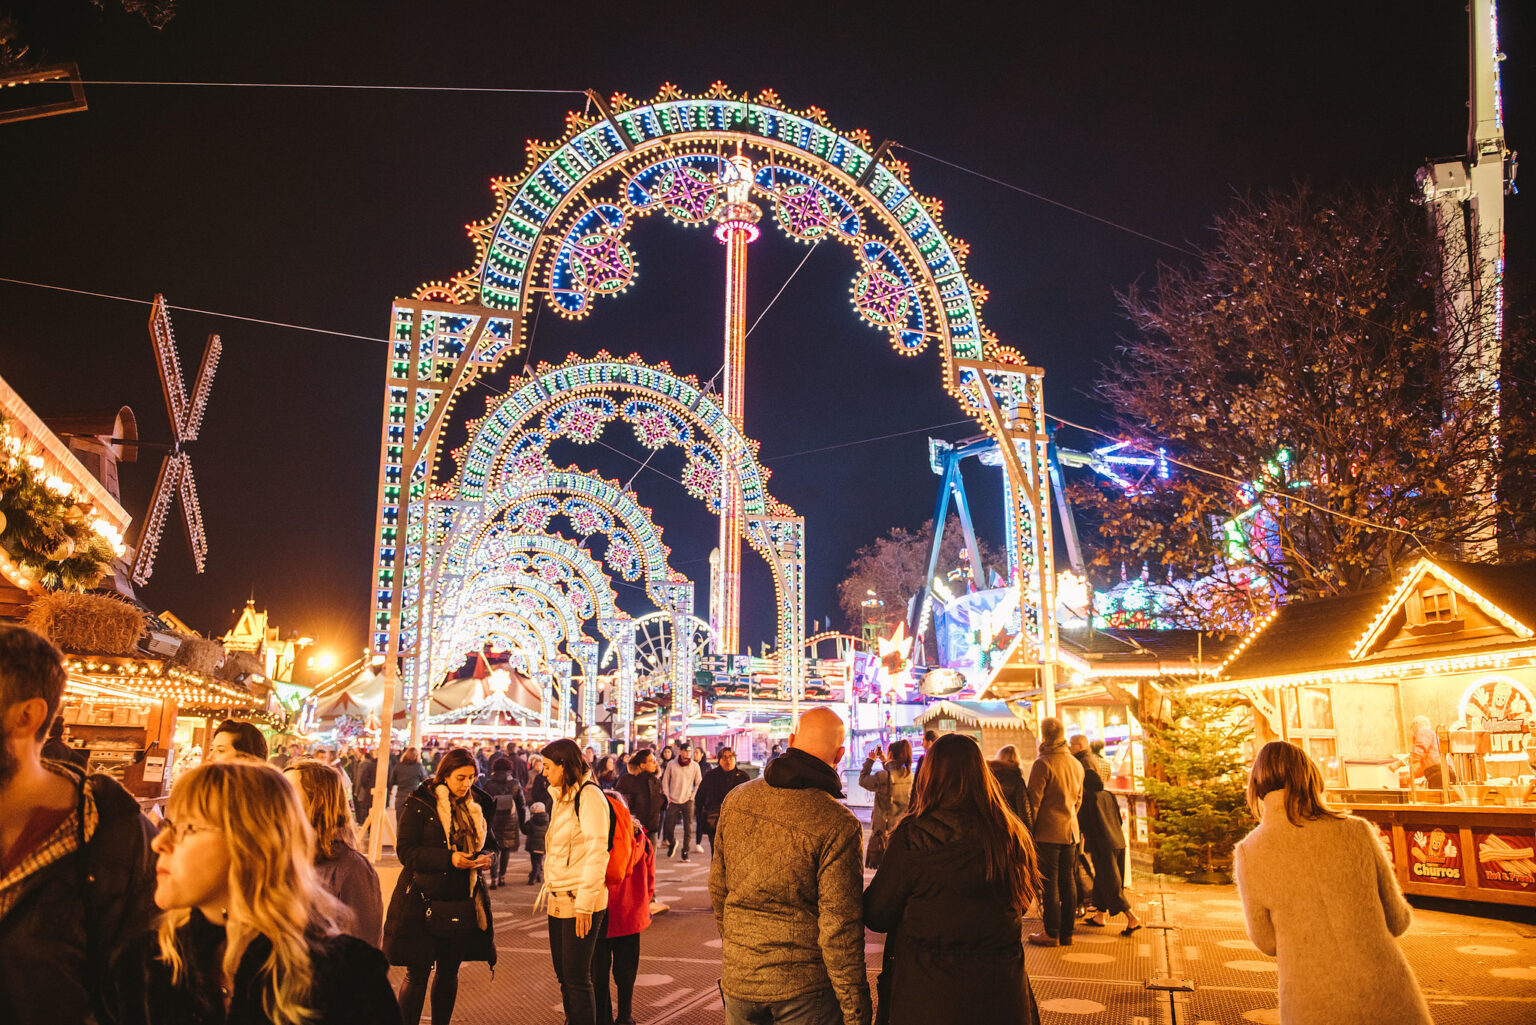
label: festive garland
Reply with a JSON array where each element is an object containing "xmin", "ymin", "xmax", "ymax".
[{"xmin": 0, "ymin": 416, "xmax": 123, "ymax": 591}]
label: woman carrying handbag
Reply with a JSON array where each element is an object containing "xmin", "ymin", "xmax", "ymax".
[
  {"xmin": 859, "ymin": 739, "xmax": 914, "ymax": 870},
  {"xmin": 384, "ymin": 747, "xmax": 497, "ymax": 1025}
]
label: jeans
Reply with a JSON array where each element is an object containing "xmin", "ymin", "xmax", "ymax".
[
  {"xmin": 528, "ymin": 851, "xmax": 544, "ymax": 882},
  {"xmin": 593, "ymin": 931, "xmax": 641, "ymax": 1025},
  {"xmin": 723, "ymin": 988, "xmax": 841, "ymax": 1025},
  {"xmin": 397, "ymin": 958, "xmax": 460, "ymax": 1025},
  {"xmin": 1037, "ymin": 840, "xmax": 1078, "ymax": 942},
  {"xmin": 664, "ymin": 798, "xmax": 694, "ymax": 852},
  {"xmin": 549, "ymin": 910, "xmax": 608, "ymax": 1025}
]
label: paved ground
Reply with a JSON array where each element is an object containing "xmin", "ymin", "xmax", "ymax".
[{"xmin": 379, "ymin": 837, "xmax": 1536, "ymax": 1024}]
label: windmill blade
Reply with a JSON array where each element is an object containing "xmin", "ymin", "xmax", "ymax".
[
  {"xmin": 131, "ymin": 451, "xmax": 187, "ymax": 586},
  {"xmin": 147, "ymin": 294, "xmax": 190, "ymax": 444},
  {"xmin": 178, "ymin": 457, "xmax": 209, "ymax": 573},
  {"xmin": 181, "ymin": 333, "xmax": 221, "ymax": 443}
]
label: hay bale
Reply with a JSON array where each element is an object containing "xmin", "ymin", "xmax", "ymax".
[
  {"xmin": 24, "ymin": 592, "xmax": 145, "ymax": 655},
  {"xmin": 173, "ymin": 635, "xmax": 227, "ymax": 675}
]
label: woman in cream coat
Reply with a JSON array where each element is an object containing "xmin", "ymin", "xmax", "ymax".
[
  {"xmin": 1234, "ymin": 742, "xmax": 1431, "ymax": 1025},
  {"xmin": 538, "ymin": 738, "xmax": 612, "ymax": 1025}
]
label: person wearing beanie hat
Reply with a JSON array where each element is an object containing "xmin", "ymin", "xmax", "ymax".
[{"xmin": 523, "ymin": 800, "xmax": 549, "ymax": 884}]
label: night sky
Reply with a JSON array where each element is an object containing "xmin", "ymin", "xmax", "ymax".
[{"xmin": 0, "ymin": 0, "xmax": 1529, "ymax": 664}]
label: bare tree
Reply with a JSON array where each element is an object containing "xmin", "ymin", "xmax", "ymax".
[
  {"xmin": 1071, "ymin": 184, "xmax": 1533, "ymax": 628},
  {"xmin": 836, "ymin": 514, "xmax": 1003, "ymax": 634}
]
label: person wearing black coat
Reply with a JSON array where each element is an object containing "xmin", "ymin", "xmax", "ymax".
[
  {"xmin": 1074, "ymin": 745, "xmax": 1142, "ymax": 933},
  {"xmin": 694, "ymin": 748, "xmax": 750, "ymax": 852},
  {"xmin": 353, "ymin": 752, "xmax": 379, "ymax": 824},
  {"xmin": 987, "ymin": 745, "xmax": 1034, "ymax": 831},
  {"xmin": 527, "ymin": 755, "xmax": 553, "ymax": 811},
  {"xmin": 115, "ymin": 911, "xmax": 401, "ymax": 1025},
  {"xmin": 481, "ymin": 757, "xmax": 526, "ymax": 887},
  {"xmin": 105, "ymin": 758, "xmax": 400, "ymax": 1025},
  {"xmin": 614, "ymin": 749, "xmax": 664, "ymax": 836},
  {"xmin": 0, "ymin": 759, "xmax": 158, "ymax": 1024},
  {"xmin": 383, "ymin": 749, "xmax": 498, "ymax": 1025},
  {"xmin": 521, "ymin": 800, "xmax": 549, "ymax": 884},
  {"xmin": 863, "ymin": 734, "xmax": 1040, "ymax": 1025}
]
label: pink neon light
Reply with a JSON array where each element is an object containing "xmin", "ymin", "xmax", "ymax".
[{"xmin": 714, "ymin": 221, "xmax": 761, "ymax": 244}]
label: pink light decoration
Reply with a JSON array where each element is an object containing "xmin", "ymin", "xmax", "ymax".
[{"xmin": 714, "ymin": 220, "xmax": 761, "ymax": 244}]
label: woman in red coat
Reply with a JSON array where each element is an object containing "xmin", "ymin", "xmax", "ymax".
[{"xmin": 592, "ymin": 816, "xmax": 655, "ymax": 1025}]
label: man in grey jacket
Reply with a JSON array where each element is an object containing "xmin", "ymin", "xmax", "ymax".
[
  {"xmin": 709, "ymin": 707, "xmax": 871, "ymax": 1025},
  {"xmin": 1027, "ymin": 716, "xmax": 1085, "ymax": 947}
]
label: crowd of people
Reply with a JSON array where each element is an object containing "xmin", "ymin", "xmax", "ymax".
[{"xmin": 0, "ymin": 622, "xmax": 1432, "ymax": 1025}]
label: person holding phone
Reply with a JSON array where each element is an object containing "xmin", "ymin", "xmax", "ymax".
[{"xmin": 384, "ymin": 747, "xmax": 497, "ymax": 1025}]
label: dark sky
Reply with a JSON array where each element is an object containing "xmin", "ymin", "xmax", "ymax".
[{"xmin": 0, "ymin": 0, "xmax": 1529, "ymax": 663}]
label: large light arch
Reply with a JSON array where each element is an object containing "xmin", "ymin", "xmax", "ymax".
[
  {"xmin": 370, "ymin": 85, "xmax": 1058, "ymax": 759},
  {"xmin": 452, "ymin": 353, "xmax": 804, "ymax": 678},
  {"xmin": 417, "ymin": 468, "xmax": 689, "ymax": 734}
]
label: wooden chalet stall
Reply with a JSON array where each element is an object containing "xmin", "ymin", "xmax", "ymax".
[
  {"xmin": 916, "ymin": 700, "xmax": 1037, "ymax": 759},
  {"xmin": 1212, "ymin": 558, "xmax": 1536, "ymax": 908}
]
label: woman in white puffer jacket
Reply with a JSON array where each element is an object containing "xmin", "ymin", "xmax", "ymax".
[{"xmin": 537, "ymin": 738, "xmax": 612, "ymax": 1025}]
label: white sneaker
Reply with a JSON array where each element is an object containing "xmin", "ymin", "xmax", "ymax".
[
  {"xmin": 649, "ymin": 900, "xmax": 671, "ymax": 915},
  {"xmin": 693, "ymin": 843, "xmax": 704, "ymax": 853}
]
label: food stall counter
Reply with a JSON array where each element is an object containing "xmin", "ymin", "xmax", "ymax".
[{"xmin": 1348, "ymin": 802, "xmax": 1536, "ymax": 908}]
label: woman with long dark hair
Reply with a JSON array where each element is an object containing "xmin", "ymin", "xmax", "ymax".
[
  {"xmin": 109, "ymin": 760, "xmax": 398, "ymax": 1024},
  {"xmin": 538, "ymin": 737, "xmax": 612, "ymax": 1025},
  {"xmin": 383, "ymin": 747, "xmax": 497, "ymax": 1025},
  {"xmin": 1235, "ymin": 742, "xmax": 1429, "ymax": 1025},
  {"xmin": 863, "ymin": 733, "xmax": 1040, "ymax": 1025}
]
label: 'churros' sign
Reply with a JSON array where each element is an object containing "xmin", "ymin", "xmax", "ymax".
[
  {"xmin": 1409, "ymin": 826, "xmax": 1464, "ymax": 884},
  {"xmin": 1473, "ymin": 831, "xmax": 1536, "ymax": 892}
]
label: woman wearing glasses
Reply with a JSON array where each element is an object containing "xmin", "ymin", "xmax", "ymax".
[{"xmin": 110, "ymin": 759, "xmax": 399, "ymax": 1024}]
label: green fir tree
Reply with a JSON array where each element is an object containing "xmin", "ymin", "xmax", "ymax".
[{"xmin": 1142, "ymin": 684, "xmax": 1254, "ymax": 879}]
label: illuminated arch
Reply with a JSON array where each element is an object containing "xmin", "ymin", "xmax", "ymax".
[
  {"xmin": 373, "ymin": 84, "xmax": 1058, "ymax": 740},
  {"xmin": 454, "ymin": 353, "xmax": 785, "ymax": 520},
  {"xmin": 452, "ymin": 353, "xmax": 804, "ymax": 685}
]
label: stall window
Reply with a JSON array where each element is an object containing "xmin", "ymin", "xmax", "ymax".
[
  {"xmin": 1420, "ymin": 588, "xmax": 1457, "ymax": 623},
  {"xmin": 1284, "ymin": 686, "xmax": 1340, "ymax": 784}
]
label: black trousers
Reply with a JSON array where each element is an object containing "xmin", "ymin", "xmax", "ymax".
[
  {"xmin": 1037, "ymin": 841, "xmax": 1078, "ymax": 942},
  {"xmin": 593, "ymin": 931, "xmax": 641, "ymax": 1025},
  {"xmin": 548, "ymin": 910, "xmax": 608, "ymax": 1025},
  {"xmin": 397, "ymin": 958, "xmax": 460, "ymax": 1025}
]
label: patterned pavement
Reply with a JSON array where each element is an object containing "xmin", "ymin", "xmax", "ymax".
[{"xmin": 380, "ymin": 840, "xmax": 1536, "ymax": 1024}]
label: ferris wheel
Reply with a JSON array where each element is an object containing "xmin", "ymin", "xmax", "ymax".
[{"xmin": 601, "ymin": 611, "xmax": 717, "ymax": 696}]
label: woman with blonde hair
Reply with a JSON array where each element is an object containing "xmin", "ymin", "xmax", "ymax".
[
  {"xmin": 109, "ymin": 760, "xmax": 398, "ymax": 1024},
  {"xmin": 285, "ymin": 759, "xmax": 384, "ymax": 947},
  {"xmin": 1234, "ymin": 742, "xmax": 1430, "ymax": 1025}
]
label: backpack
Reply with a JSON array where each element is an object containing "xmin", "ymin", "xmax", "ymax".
[{"xmin": 575, "ymin": 781, "xmax": 637, "ymax": 887}]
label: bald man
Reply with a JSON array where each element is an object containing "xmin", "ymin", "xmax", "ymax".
[{"xmin": 709, "ymin": 707, "xmax": 871, "ymax": 1025}]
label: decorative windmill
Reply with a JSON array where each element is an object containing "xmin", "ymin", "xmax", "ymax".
[{"xmin": 131, "ymin": 294, "xmax": 220, "ymax": 586}]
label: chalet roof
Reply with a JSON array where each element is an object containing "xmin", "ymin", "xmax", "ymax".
[
  {"xmin": 1220, "ymin": 559, "xmax": 1536, "ymax": 682},
  {"xmin": 1220, "ymin": 588, "xmax": 1391, "ymax": 680},
  {"xmin": 1428, "ymin": 560, "xmax": 1536, "ymax": 627},
  {"xmin": 1061, "ymin": 627, "xmax": 1239, "ymax": 663},
  {"xmin": 915, "ymin": 699, "xmax": 1028, "ymax": 729}
]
